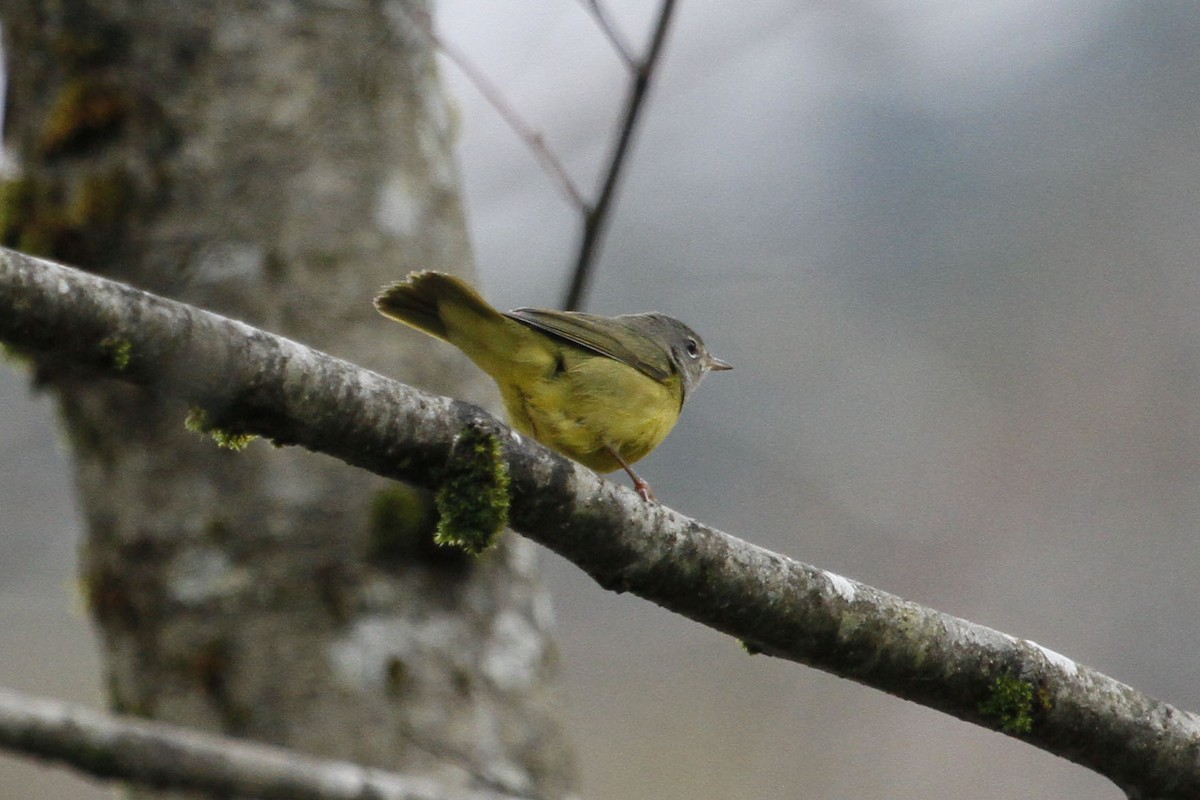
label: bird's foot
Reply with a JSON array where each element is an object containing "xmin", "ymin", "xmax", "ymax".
[{"xmin": 633, "ymin": 477, "xmax": 656, "ymax": 502}]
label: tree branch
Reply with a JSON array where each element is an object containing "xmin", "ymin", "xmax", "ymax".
[
  {"xmin": 395, "ymin": 4, "xmax": 587, "ymax": 210},
  {"xmin": 2, "ymin": 248, "xmax": 1198, "ymax": 800},
  {"xmin": 563, "ymin": 0, "xmax": 678, "ymax": 310},
  {"xmin": 396, "ymin": 2, "xmax": 679, "ymax": 310},
  {"xmin": 575, "ymin": 0, "xmax": 636, "ymax": 68},
  {"xmin": 0, "ymin": 687, "xmax": 524, "ymax": 800}
]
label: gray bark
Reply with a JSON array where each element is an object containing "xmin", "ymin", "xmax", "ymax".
[{"xmin": 0, "ymin": 3, "xmax": 574, "ymax": 798}]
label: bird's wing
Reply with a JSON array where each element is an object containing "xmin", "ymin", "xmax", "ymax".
[{"xmin": 505, "ymin": 308, "xmax": 673, "ymax": 382}]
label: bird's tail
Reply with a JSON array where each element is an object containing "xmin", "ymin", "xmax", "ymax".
[{"xmin": 374, "ymin": 271, "xmax": 501, "ymax": 342}]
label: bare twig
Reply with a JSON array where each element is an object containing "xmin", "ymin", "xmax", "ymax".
[
  {"xmin": 562, "ymin": 0, "xmax": 678, "ymax": 310},
  {"xmin": 576, "ymin": 0, "xmax": 636, "ymax": 68},
  {"xmin": 0, "ymin": 687, "xmax": 522, "ymax": 800},
  {"xmin": 397, "ymin": 4, "xmax": 587, "ymax": 210},
  {"xmin": 4, "ymin": 250, "xmax": 1200, "ymax": 800},
  {"xmin": 398, "ymin": 2, "xmax": 680, "ymax": 310}
]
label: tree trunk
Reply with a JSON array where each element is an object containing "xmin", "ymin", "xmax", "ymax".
[{"xmin": 0, "ymin": 2, "xmax": 574, "ymax": 797}]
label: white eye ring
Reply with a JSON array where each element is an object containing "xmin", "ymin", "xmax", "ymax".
[{"xmin": 685, "ymin": 338, "xmax": 699, "ymax": 357}]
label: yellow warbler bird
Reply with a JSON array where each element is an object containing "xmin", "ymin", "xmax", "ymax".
[{"xmin": 375, "ymin": 271, "xmax": 731, "ymax": 500}]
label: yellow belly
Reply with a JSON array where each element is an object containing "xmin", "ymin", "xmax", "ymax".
[{"xmin": 497, "ymin": 350, "xmax": 683, "ymax": 473}]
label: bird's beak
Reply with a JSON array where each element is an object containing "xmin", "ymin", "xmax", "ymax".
[{"xmin": 706, "ymin": 354, "xmax": 733, "ymax": 371}]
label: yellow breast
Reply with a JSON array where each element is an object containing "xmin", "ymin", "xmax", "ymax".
[{"xmin": 497, "ymin": 348, "xmax": 683, "ymax": 473}]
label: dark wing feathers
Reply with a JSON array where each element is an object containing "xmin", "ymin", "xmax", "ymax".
[{"xmin": 505, "ymin": 308, "xmax": 672, "ymax": 383}]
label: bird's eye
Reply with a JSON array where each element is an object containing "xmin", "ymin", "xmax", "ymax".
[{"xmin": 685, "ymin": 338, "xmax": 699, "ymax": 357}]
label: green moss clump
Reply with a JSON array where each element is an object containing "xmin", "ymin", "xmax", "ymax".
[
  {"xmin": 434, "ymin": 423, "xmax": 510, "ymax": 555},
  {"xmin": 368, "ymin": 484, "xmax": 472, "ymax": 571},
  {"xmin": 184, "ymin": 406, "xmax": 257, "ymax": 452},
  {"xmin": 979, "ymin": 673, "xmax": 1035, "ymax": 734},
  {"xmin": 99, "ymin": 336, "xmax": 132, "ymax": 370},
  {"xmin": 211, "ymin": 429, "xmax": 257, "ymax": 451}
]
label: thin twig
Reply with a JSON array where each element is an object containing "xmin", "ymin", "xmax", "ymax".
[
  {"xmin": 399, "ymin": 3, "xmax": 680, "ymax": 310},
  {"xmin": 562, "ymin": 0, "xmax": 678, "ymax": 310},
  {"xmin": 576, "ymin": 0, "xmax": 636, "ymax": 68},
  {"xmin": 399, "ymin": 5, "xmax": 587, "ymax": 210},
  {"xmin": 0, "ymin": 686, "xmax": 521, "ymax": 800}
]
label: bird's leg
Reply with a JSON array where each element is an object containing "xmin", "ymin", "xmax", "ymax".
[{"xmin": 606, "ymin": 446, "xmax": 655, "ymax": 502}]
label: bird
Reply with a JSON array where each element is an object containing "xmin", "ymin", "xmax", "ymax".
[{"xmin": 375, "ymin": 271, "xmax": 731, "ymax": 501}]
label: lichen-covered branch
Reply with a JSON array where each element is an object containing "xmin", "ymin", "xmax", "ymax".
[
  {"xmin": 2, "ymin": 248, "xmax": 1198, "ymax": 799},
  {"xmin": 0, "ymin": 687, "xmax": 523, "ymax": 800}
]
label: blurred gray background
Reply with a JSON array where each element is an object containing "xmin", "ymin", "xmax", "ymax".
[{"xmin": 3, "ymin": 1, "xmax": 1198, "ymax": 797}]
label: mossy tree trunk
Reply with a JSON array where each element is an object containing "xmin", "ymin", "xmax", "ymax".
[{"xmin": 0, "ymin": 2, "xmax": 574, "ymax": 797}]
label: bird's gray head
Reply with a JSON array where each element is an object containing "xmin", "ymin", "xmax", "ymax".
[{"xmin": 632, "ymin": 313, "xmax": 732, "ymax": 402}]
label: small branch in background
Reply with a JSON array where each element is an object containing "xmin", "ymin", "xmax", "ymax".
[
  {"xmin": 562, "ymin": 0, "xmax": 678, "ymax": 310},
  {"xmin": 576, "ymin": 0, "xmax": 637, "ymax": 68},
  {"xmin": 400, "ymin": 5, "xmax": 587, "ymax": 210},
  {"xmin": 400, "ymin": 1, "xmax": 680, "ymax": 311},
  {"xmin": 0, "ymin": 687, "xmax": 523, "ymax": 800}
]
